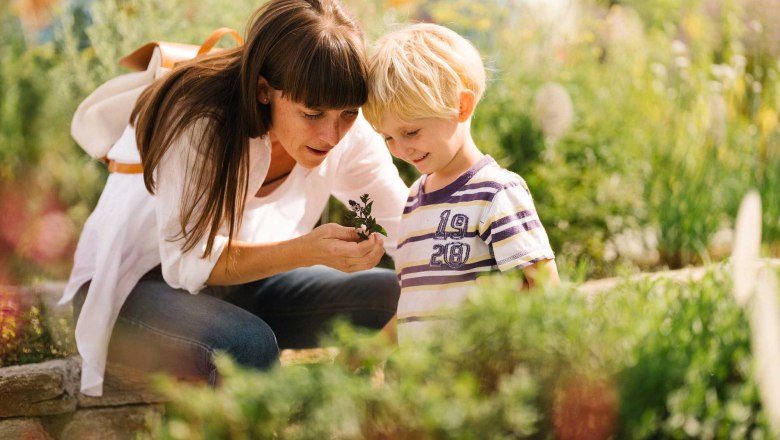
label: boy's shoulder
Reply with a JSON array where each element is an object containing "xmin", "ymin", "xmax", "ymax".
[
  {"xmin": 408, "ymin": 174, "xmax": 426, "ymax": 194},
  {"xmin": 472, "ymin": 156, "xmax": 529, "ymax": 190}
]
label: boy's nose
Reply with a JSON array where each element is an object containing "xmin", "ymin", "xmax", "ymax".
[{"xmin": 389, "ymin": 140, "xmax": 412, "ymax": 158}]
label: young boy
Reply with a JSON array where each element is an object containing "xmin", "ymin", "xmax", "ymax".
[{"xmin": 363, "ymin": 23, "xmax": 560, "ymax": 340}]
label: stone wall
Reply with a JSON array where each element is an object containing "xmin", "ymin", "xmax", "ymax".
[
  {"xmin": 0, "ymin": 357, "xmax": 166, "ymax": 439},
  {"xmin": 0, "ymin": 281, "xmax": 339, "ymax": 439}
]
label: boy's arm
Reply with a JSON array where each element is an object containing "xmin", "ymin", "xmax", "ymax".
[
  {"xmin": 481, "ymin": 180, "xmax": 557, "ymax": 289},
  {"xmin": 521, "ymin": 258, "xmax": 560, "ymax": 290}
]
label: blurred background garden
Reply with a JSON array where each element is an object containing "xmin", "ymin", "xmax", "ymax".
[
  {"xmin": 1, "ymin": 0, "xmax": 778, "ymax": 285},
  {"xmin": 1, "ymin": 0, "xmax": 779, "ymax": 438}
]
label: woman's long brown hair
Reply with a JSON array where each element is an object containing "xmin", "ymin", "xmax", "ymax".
[{"xmin": 131, "ymin": 0, "xmax": 368, "ymax": 261}]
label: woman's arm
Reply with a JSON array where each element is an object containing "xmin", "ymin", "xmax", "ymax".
[{"xmin": 207, "ymin": 223, "xmax": 386, "ymax": 285}]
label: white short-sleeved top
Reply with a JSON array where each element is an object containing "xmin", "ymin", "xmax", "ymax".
[
  {"xmin": 394, "ymin": 155, "xmax": 554, "ymax": 341},
  {"xmin": 60, "ymin": 115, "xmax": 408, "ymax": 396}
]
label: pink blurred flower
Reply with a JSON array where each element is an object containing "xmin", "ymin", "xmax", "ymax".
[{"xmin": 17, "ymin": 211, "xmax": 77, "ymax": 266}]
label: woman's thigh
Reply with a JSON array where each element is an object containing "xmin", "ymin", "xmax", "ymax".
[
  {"xmin": 74, "ymin": 278, "xmax": 279, "ymax": 384},
  {"xmin": 224, "ymin": 266, "xmax": 400, "ymax": 349}
]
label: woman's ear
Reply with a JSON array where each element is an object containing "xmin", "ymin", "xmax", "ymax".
[
  {"xmin": 458, "ymin": 89, "xmax": 476, "ymax": 122},
  {"xmin": 258, "ymin": 76, "xmax": 270, "ymax": 104}
]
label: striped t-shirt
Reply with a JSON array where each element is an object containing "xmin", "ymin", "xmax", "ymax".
[{"xmin": 395, "ymin": 155, "xmax": 554, "ymax": 340}]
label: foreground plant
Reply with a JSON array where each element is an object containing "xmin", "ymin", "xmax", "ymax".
[
  {"xmin": 348, "ymin": 194, "xmax": 387, "ymax": 242},
  {"xmin": 0, "ymin": 288, "xmax": 75, "ymax": 367},
  {"xmin": 148, "ymin": 266, "xmax": 774, "ymax": 439}
]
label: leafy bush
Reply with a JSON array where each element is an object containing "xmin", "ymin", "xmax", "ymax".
[
  {"xmin": 0, "ymin": 287, "xmax": 75, "ymax": 367},
  {"xmin": 421, "ymin": 0, "xmax": 780, "ymax": 278},
  {"xmin": 148, "ymin": 265, "xmax": 774, "ymax": 439}
]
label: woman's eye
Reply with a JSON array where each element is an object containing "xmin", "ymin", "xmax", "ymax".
[
  {"xmin": 342, "ymin": 110, "xmax": 359, "ymax": 119},
  {"xmin": 303, "ymin": 112, "xmax": 324, "ymax": 120}
]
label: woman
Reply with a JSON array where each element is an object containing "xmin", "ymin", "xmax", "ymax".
[{"xmin": 60, "ymin": 0, "xmax": 407, "ymax": 396}]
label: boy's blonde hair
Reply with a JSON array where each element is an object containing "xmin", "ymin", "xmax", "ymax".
[{"xmin": 363, "ymin": 23, "xmax": 486, "ymax": 131}]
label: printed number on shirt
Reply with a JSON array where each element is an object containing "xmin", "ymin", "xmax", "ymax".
[{"xmin": 430, "ymin": 209, "xmax": 471, "ymax": 269}]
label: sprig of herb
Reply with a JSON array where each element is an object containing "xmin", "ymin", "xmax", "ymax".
[{"xmin": 348, "ymin": 194, "xmax": 387, "ymax": 242}]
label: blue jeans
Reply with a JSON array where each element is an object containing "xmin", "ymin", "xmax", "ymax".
[{"xmin": 74, "ymin": 266, "xmax": 399, "ymax": 385}]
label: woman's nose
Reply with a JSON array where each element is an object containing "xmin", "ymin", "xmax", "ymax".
[{"xmin": 320, "ymin": 119, "xmax": 342, "ymax": 146}]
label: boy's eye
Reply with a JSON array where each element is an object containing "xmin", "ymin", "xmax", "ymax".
[
  {"xmin": 303, "ymin": 111, "xmax": 324, "ymax": 120},
  {"xmin": 404, "ymin": 129, "xmax": 420, "ymax": 137}
]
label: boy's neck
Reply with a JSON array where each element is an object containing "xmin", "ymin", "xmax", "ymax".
[{"xmin": 424, "ymin": 135, "xmax": 483, "ymax": 193}]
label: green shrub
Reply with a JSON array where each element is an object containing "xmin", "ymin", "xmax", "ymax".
[
  {"xmin": 148, "ymin": 265, "xmax": 773, "ymax": 439},
  {"xmin": 0, "ymin": 287, "xmax": 75, "ymax": 367},
  {"xmin": 416, "ymin": 0, "xmax": 780, "ymax": 278}
]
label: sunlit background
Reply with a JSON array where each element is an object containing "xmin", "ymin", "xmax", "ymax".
[{"xmin": 2, "ymin": 0, "xmax": 778, "ymax": 287}]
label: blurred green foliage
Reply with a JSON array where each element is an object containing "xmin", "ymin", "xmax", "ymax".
[
  {"xmin": 147, "ymin": 265, "xmax": 774, "ymax": 438},
  {"xmin": 0, "ymin": 288, "xmax": 75, "ymax": 367},
  {"xmin": 0, "ymin": 0, "xmax": 778, "ymax": 283}
]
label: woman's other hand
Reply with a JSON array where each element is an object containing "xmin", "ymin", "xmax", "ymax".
[
  {"xmin": 208, "ymin": 223, "xmax": 386, "ymax": 286},
  {"xmin": 304, "ymin": 223, "xmax": 386, "ymax": 272}
]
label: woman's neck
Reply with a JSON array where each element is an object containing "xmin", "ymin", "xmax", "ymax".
[
  {"xmin": 265, "ymin": 140, "xmax": 296, "ymax": 182},
  {"xmin": 256, "ymin": 140, "xmax": 296, "ymax": 197}
]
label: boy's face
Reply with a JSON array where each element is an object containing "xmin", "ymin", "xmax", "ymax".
[{"xmin": 379, "ymin": 112, "xmax": 466, "ymax": 177}]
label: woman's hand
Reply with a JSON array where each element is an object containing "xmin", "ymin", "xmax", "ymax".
[
  {"xmin": 303, "ymin": 223, "xmax": 386, "ymax": 272},
  {"xmin": 208, "ymin": 223, "xmax": 387, "ymax": 286}
]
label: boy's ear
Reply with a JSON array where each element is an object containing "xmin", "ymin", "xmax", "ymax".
[
  {"xmin": 458, "ymin": 89, "xmax": 476, "ymax": 122},
  {"xmin": 258, "ymin": 76, "xmax": 271, "ymax": 104}
]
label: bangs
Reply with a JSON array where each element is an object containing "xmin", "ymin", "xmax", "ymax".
[{"xmin": 278, "ymin": 31, "xmax": 367, "ymax": 110}]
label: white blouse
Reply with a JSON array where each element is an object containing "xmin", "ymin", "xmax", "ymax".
[{"xmin": 60, "ymin": 116, "xmax": 408, "ymax": 396}]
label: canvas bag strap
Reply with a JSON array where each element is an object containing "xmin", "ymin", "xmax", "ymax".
[
  {"xmin": 108, "ymin": 28, "xmax": 243, "ymax": 173},
  {"xmin": 197, "ymin": 27, "xmax": 243, "ymax": 56},
  {"xmin": 118, "ymin": 27, "xmax": 243, "ymax": 72}
]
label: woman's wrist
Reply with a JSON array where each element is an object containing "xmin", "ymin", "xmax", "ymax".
[{"xmin": 288, "ymin": 234, "xmax": 319, "ymax": 268}]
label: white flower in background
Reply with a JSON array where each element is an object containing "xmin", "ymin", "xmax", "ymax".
[
  {"xmin": 532, "ymin": 82, "xmax": 574, "ymax": 144},
  {"xmin": 607, "ymin": 227, "xmax": 660, "ymax": 267},
  {"xmin": 674, "ymin": 56, "xmax": 690, "ymax": 69},
  {"xmin": 732, "ymin": 190, "xmax": 761, "ymax": 306},
  {"xmin": 707, "ymin": 225, "xmax": 734, "ymax": 260},
  {"xmin": 711, "ymin": 64, "xmax": 737, "ymax": 83},
  {"xmin": 650, "ymin": 62, "xmax": 667, "ymax": 78},
  {"xmin": 671, "ymin": 39, "xmax": 688, "ymax": 56},
  {"xmin": 731, "ymin": 190, "xmax": 780, "ymax": 432},
  {"xmin": 707, "ymin": 91, "xmax": 727, "ymax": 144},
  {"xmin": 732, "ymin": 54, "xmax": 747, "ymax": 72},
  {"xmin": 751, "ymin": 265, "xmax": 780, "ymax": 433},
  {"xmin": 671, "ymin": 39, "xmax": 690, "ymax": 70}
]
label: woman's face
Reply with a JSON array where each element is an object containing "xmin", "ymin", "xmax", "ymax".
[{"xmin": 262, "ymin": 86, "xmax": 360, "ymax": 169}]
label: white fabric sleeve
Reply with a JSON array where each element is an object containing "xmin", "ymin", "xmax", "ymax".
[
  {"xmin": 154, "ymin": 124, "xmax": 229, "ymax": 293},
  {"xmin": 331, "ymin": 116, "xmax": 409, "ymax": 257},
  {"xmin": 479, "ymin": 179, "xmax": 555, "ymax": 272}
]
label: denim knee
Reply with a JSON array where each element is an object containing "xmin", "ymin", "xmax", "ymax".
[
  {"xmin": 347, "ymin": 268, "xmax": 399, "ymax": 329},
  {"xmin": 369, "ymin": 268, "xmax": 401, "ymax": 311},
  {"xmin": 207, "ymin": 317, "xmax": 280, "ymax": 370}
]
